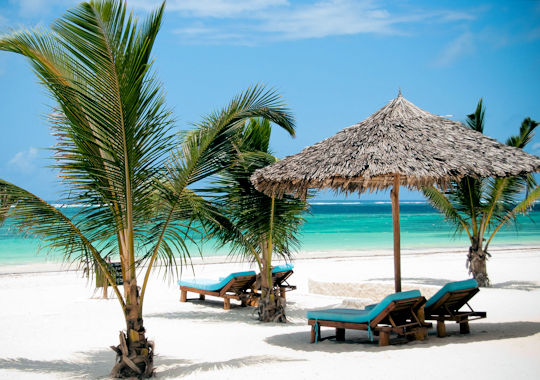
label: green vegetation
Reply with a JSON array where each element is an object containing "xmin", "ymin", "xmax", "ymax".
[
  {"xmin": 423, "ymin": 100, "xmax": 540, "ymax": 286},
  {"xmin": 211, "ymin": 118, "xmax": 309, "ymax": 322},
  {"xmin": 0, "ymin": 1, "xmax": 294, "ymax": 377}
]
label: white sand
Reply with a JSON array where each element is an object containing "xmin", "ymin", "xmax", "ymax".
[{"xmin": 1, "ymin": 247, "xmax": 540, "ymax": 379}]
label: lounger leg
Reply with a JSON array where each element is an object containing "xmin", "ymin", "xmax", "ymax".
[
  {"xmin": 180, "ymin": 289, "xmax": 187, "ymax": 302},
  {"xmin": 310, "ymin": 324, "xmax": 320, "ymax": 343},
  {"xmin": 280, "ymin": 287, "xmax": 286, "ymax": 301},
  {"xmin": 379, "ymin": 331, "xmax": 390, "ymax": 346},
  {"xmin": 336, "ymin": 328, "xmax": 345, "ymax": 341},
  {"xmin": 224, "ymin": 298, "xmax": 231, "ymax": 310},
  {"xmin": 437, "ymin": 320, "xmax": 447, "ymax": 338},
  {"xmin": 199, "ymin": 294, "xmax": 205, "ymax": 301},
  {"xmin": 414, "ymin": 327, "xmax": 428, "ymax": 341},
  {"xmin": 460, "ymin": 321, "xmax": 470, "ymax": 334}
]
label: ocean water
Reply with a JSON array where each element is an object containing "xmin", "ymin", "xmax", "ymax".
[{"xmin": 1, "ymin": 201, "xmax": 538, "ymax": 265}]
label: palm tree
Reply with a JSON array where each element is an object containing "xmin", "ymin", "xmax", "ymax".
[
  {"xmin": 0, "ymin": 1, "xmax": 295, "ymax": 378},
  {"xmin": 211, "ymin": 118, "xmax": 309, "ymax": 322},
  {"xmin": 423, "ymin": 99, "xmax": 540, "ymax": 286}
]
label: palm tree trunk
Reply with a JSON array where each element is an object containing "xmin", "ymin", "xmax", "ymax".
[
  {"xmin": 467, "ymin": 239, "xmax": 490, "ymax": 287},
  {"xmin": 257, "ymin": 241, "xmax": 287, "ymax": 322},
  {"xmin": 111, "ymin": 278, "xmax": 154, "ymax": 378}
]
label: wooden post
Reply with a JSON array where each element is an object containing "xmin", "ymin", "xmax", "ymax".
[
  {"xmin": 199, "ymin": 294, "xmax": 205, "ymax": 301},
  {"xmin": 180, "ymin": 289, "xmax": 187, "ymax": 302},
  {"xmin": 390, "ymin": 174, "xmax": 401, "ymax": 293},
  {"xmin": 224, "ymin": 298, "xmax": 231, "ymax": 310},
  {"xmin": 379, "ymin": 331, "xmax": 390, "ymax": 346},
  {"xmin": 437, "ymin": 320, "xmax": 446, "ymax": 337}
]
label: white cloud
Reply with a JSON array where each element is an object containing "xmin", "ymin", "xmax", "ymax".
[
  {"xmin": 432, "ymin": 32, "xmax": 475, "ymax": 67},
  {"xmin": 533, "ymin": 142, "xmax": 540, "ymax": 152},
  {"xmin": 168, "ymin": 0, "xmax": 475, "ymax": 44},
  {"xmin": 130, "ymin": 0, "xmax": 287, "ymax": 17},
  {"xmin": 8, "ymin": 147, "xmax": 39, "ymax": 172},
  {"xmin": 258, "ymin": 0, "xmax": 397, "ymax": 40}
]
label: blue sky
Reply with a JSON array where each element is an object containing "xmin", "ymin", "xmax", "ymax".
[{"xmin": 0, "ymin": 0, "xmax": 539, "ymax": 201}]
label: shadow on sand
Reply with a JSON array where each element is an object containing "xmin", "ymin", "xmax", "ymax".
[
  {"xmin": 158, "ymin": 355, "xmax": 304, "ymax": 378},
  {"xmin": 265, "ymin": 321, "xmax": 540, "ymax": 353},
  {"xmin": 0, "ymin": 349, "xmax": 117, "ymax": 379},
  {"xmin": 0, "ymin": 349, "xmax": 303, "ymax": 379},
  {"xmin": 368, "ymin": 277, "xmax": 540, "ymax": 291},
  {"xmin": 147, "ymin": 300, "xmax": 261, "ymax": 324}
]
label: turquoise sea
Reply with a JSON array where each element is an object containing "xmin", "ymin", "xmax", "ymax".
[{"xmin": 1, "ymin": 201, "xmax": 539, "ymax": 266}]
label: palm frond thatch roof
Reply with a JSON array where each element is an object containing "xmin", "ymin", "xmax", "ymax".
[{"xmin": 251, "ymin": 93, "xmax": 540, "ymax": 198}]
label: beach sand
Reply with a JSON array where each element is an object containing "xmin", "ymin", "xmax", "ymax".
[{"xmin": 1, "ymin": 247, "xmax": 539, "ymax": 379}]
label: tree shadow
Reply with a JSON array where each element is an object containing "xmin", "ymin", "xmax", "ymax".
[
  {"xmin": 0, "ymin": 349, "xmax": 116, "ymax": 379},
  {"xmin": 265, "ymin": 321, "xmax": 540, "ymax": 353},
  {"xmin": 148, "ymin": 299, "xmax": 307, "ymax": 326},
  {"xmin": 158, "ymin": 355, "xmax": 304, "ymax": 378},
  {"xmin": 0, "ymin": 349, "xmax": 303, "ymax": 379},
  {"xmin": 368, "ymin": 277, "xmax": 540, "ymax": 291},
  {"xmin": 147, "ymin": 306, "xmax": 261, "ymax": 324},
  {"xmin": 491, "ymin": 281, "xmax": 540, "ymax": 291},
  {"xmin": 367, "ymin": 277, "xmax": 453, "ymax": 287}
]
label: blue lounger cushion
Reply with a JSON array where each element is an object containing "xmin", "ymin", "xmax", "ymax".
[
  {"xmin": 425, "ymin": 279, "xmax": 478, "ymax": 309},
  {"xmin": 272, "ymin": 263, "xmax": 294, "ymax": 273},
  {"xmin": 307, "ymin": 290, "xmax": 421, "ymax": 324},
  {"xmin": 178, "ymin": 270, "xmax": 256, "ymax": 292}
]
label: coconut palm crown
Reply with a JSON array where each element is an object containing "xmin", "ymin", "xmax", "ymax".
[
  {"xmin": 210, "ymin": 118, "xmax": 309, "ymax": 322},
  {"xmin": 422, "ymin": 99, "xmax": 540, "ymax": 286},
  {"xmin": 0, "ymin": 1, "xmax": 295, "ymax": 378}
]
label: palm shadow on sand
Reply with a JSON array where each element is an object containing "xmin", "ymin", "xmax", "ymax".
[
  {"xmin": 0, "ymin": 350, "xmax": 303, "ymax": 379},
  {"xmin": 158, "ymin": 355, "xmax": 304, "ymax": 378},
  {"xmin": 265, "ymin": 321, "xmax": 540, "ymax": 353}
]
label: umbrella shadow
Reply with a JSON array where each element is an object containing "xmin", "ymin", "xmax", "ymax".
[{"xmin": 264, "ymin": 321, "xmax": 540, "ymax": 353}]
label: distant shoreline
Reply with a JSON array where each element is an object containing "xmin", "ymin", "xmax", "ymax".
[{"xmin": 2, "ymin": 244, "xmax": 539, "ymax": 276}]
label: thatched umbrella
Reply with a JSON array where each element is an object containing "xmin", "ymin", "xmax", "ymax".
[{"xmin": 251, "ymin": 91, "xmax": 540, "ymax": 292}]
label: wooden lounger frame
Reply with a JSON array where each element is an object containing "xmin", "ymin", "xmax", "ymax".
[
  {"xmin": 254, "ymin": 269, "xmax": 297, "ymax": 301},
  {"xmin": 308, "ymin": 296, "xmax": 432, "ymax": 346},
  {"xmin": 272, "ymin": 269, "xmax": 296, "ymax": 300},
  {"xmin": 424, "ymin": 287, "xmax": 486, "ymax": 337},
  {"xmin": 179, "ymin": 274, "xmax": 257, "ymax": 310}
]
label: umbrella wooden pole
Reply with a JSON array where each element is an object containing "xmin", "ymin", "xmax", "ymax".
[{"xmin": 390, "ymin": 174, "xmax": 401, "ymax": 293}]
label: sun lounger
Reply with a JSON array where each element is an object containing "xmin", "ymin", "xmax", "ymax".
[
  {"xmin": 423, "ymin": 279, "xmax": 486, "ymax": 337},
  {"xmin": 271, "ymin": 264, "xmax": 297, "ymax": 300},
  {"xmin": 178, "ymin": 270, "xmax": 257, "ymax": 310},
  {"xmin": 307, "ymin": 290, "xmax": 431, "ymax": 346}
]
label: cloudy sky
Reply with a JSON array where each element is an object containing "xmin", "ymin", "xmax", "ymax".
[{"xmin": 1, "ymin": 0, "xmax": 539, "ymax": 200}]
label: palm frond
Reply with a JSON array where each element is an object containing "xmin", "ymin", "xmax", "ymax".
[
  {"xmin": 465, "ymin": 98, "xmax": 485, "ymax": 133},
  {"xmin": 0, "ymin": 179, "xmax": 125, "ymax": 306},
  {"xmin": 485, "ymin": 185, "xmax": 540, "ymax": 250},
  {"xmin": 422, "ymin": 185, "xmax": 471, "ymax": 239}
]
